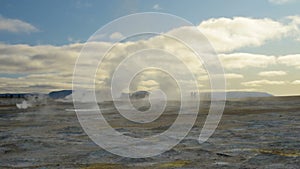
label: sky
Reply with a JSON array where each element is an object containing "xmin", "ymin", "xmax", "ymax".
[{"xmin": 0, "ymin": 0, "xmax": 300, "ymax": 96}]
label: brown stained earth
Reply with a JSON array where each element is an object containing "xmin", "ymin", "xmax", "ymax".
[{"xmin": 0, "ymin": 96, "xmax": 299, "ymax": 168}]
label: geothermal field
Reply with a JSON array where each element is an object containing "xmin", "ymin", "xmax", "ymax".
[{"xmin": 0, "ymin": 96, "xmax": 299, "ymax": 169}]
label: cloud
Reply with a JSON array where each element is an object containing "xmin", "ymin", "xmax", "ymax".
[
  {"xmin": 220, "ymin": 53, "xmax": 300, "ymax": 69},
  {"xmin": 198, "ymin": 16, "xmax": 299, "ymax": 52},
  {"xmin": 0, "ymin": 40, "xmax": 295, "ymax": 93},
  {"xmin": 0, "ymin": 16, "xmax": 38, "ymax": 33},
  {"xmin": 1, "ymin": 15, "xmax": 300, "ymax": 94},
  {"xmin": 0, "ymin": 37, "xmax": 205, "ymax": 94},
  {"xmin": 242, "ymin": 80, "xmax": 287, "ymax": 87},
  {"xmin": 0, "ymin": 43, "xmax": 81, "ymax": 73},
  {"xmin": 268, "ymin": 0, "xmax": 295, "ymax": 4},
  {"xmin": 0, "ymin": 73, "xmax": 73, "ymax": 93},
  {"xmin": 225, "ymin": 73, "xmax": 244, "ymax": 79},
  {"xmin": 258, "ymin": 71, "xmax": 287, "ymax": 77},
  {"xmin": 291, "ymin": 80, "xmax": 300, "ymax": 85},
  {"xmin": 277, "ymin": 54, "xmax": 300, "ymax": 68},
  {"xmin": 286, "ymin": 16, "xmax": 300, "ymax": 40},
  {"xmin": 136, "ymin": 80, "xmax": 160, "ymax": 91},
  {"xmin": 153, "ymin": 4, "xmax": 162, "ymax": 10},
  {"xmin": 109, "ymin": 32, "xmax": 124, "ymax": 40},
  {"xmin": 219, "ymin": 53, "xmax": 276, "ymax": 69},
  {"xmin": 286, "ymin": 15, "xmax": 300, "ymax": 25}
]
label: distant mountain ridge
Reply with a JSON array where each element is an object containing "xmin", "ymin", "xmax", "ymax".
[
  {"xmin": 0, "ymin": 90, "xmax": 72, "ymax": 99},
  {"xmin": 48, "ymin": 90, "xmax": 72, "ymax": 99},
  {"xmin": 0, "ymin": 93, "xmax": 47, "ymax": 99},
  {"xmin": 200, "ymin": 91, "xmax": 273, "ymax": 100},
  {"xmin": 226, "ymin": 91, "xmax": 273, "ymax": 99}
]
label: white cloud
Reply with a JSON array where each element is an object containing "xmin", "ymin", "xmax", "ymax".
[
  {"xmin": 220, "ymin": 53, "xmax": 300, "ymax": 70},
  {"xmin": 0, "ymin": 40, "xmax": 296, "ymax": 93},
  {"xmin": 277, "ymin": 54, "xmax": 300, "ymax": 68},
  {"xmin": 242, "ymin": 80, "xmax": 287, "ymax": 87},
  {"xmin": 258, "ymin": 71, "xmax": 287, "ymax": 77},
  {"xmin": 0, "ymin": 73, "xmax": 73, "ymax": 93},
  {"xmin": 225, "ymin": 73, "xmax": 244, "ymax": 79},
  {"xmin": 198, "ymin": 17, "xmax": 298, "ymax": 52},
  {"xmin": 291, "ymin": 80, "xmax": 300, "ymax": 85},
  {"xmin": 136, "ymin": 80, "xmax": 160, "ymax": 91},
  {"xmin": 0, "ymin": 37, "xmax": 205, "ymax": 93},
  {"xmin": 286, "ymin": 16, "xmax": 300, "ymax": 41},
  {"xmin": 109, "ymin": 32, "xmax": 124, "ymax": 40},
  {"xmin": 0, "ymin": 42, "xmax": 114, "ymax": 93},
  {"xmin": 1, "ymin": 15, "xmax": 300, "ymax": 94},
  {"xmin": 219, "ymin": 53, "xmax": 276, "ymax": 69},
  {"xmin": 268, "ymin": 0, "xmax": 295, "ymax": 4},
  {"xmin": 153, "ymin": 4, "xmax": 162, "ymax": 10},
  {"xmin": 286, "ymin": 15, "xmax": 300, "ymax": 25},
  {"xmin": 0, "ymin": 16, "xmax": 38, "ymax": 33},
  {"xmin": 0, "ymin": 43, "xmax": 82, "ymax": 73}
]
